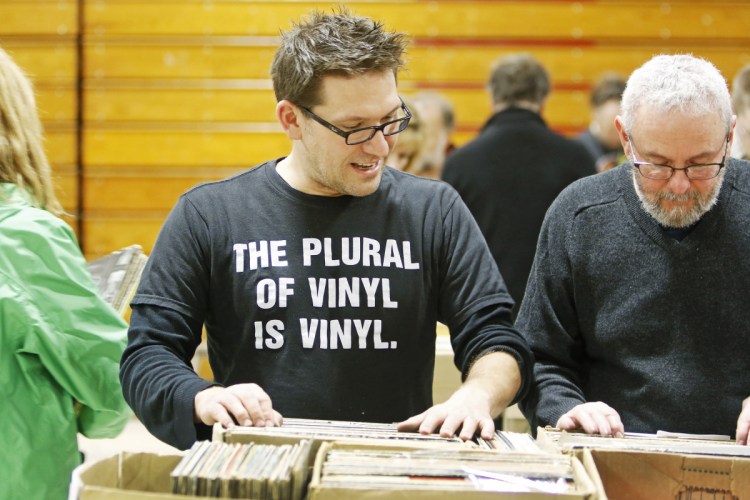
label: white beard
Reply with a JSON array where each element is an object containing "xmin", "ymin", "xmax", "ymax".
[{"xmin": 632, "ymin": 167, "xmax": 725, "ymax": 228}]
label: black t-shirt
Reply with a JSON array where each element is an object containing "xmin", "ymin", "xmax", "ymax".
[{"xmin": 121, "ymin": 160, "xmax": 531, "ymax": 449}]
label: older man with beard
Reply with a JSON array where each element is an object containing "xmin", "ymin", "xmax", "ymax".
[{"xmin": 517, "ymin": 54, "xmax": 750, "ymax": 445}]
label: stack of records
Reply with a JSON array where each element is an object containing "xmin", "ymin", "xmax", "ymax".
[
  {"xmin": 313, "ymin": 445, "xmax": 589, "ymax": 495},
  {"xmin": 218, "ymin": 418, "xmax": 467, "ymax": 447},
  {"xmin": 87, "ymin": 244, "xmax": 148, "ymax": 315},
  {"xmin": 537, "ymin": 427, "xmax": 750, "ymax": 458},
  {"xmin": 170, "ymin": 439, "xmax": 313, "ymax": 499},
  {"xmin": 476, "ymin": 430, "xmax": 546, "ymax": 452}
]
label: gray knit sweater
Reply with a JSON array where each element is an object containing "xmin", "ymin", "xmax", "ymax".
[{"xmin": 517, "ymin": 159, "xmax": 750, "ymax": 437}]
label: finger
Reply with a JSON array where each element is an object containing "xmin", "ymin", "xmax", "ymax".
[
  {"xmin": 435, "ymin": 414, "xmax": 462, "ymax": 438},
  {"xmin": 456, "ymin": 416, "xmax": 478, "ymax": 441},
  {"xmin": 420, "ymin": 411, "xmax": 451, "ymax": 436},
  {"xmin": 257, "ymin": 396, "xmax": 278, "ymax": 426},
  {"xmin": 569, "ymin": 409, "xmax": 600, "ymax": 435},
  {"xmin": 737, "ymin": 418, "xmax": 750, "ymax": 446},
  {"xmin": 207, "ymin": 402, "xmax": 239, "ymax": 429},
  {"xmin": 476, "ymin": 417, "xmax": 496, "ymax": 441},
  {"xmin": 219, "ymin": 394, "xmax": 253, "ymax": 427},
  {"xmin": 238, "ymin": 395, "xmax": 268, "ymax": 427},
  {"xmin": 590, "ymin": 411, "xmax": 613, "ymax": 437},
  {"xmin": 608, "ymin": 414, "xmax": 625, "ymax": 438},
  {"xmin": 396, "ymin": 412, "xmax": 426, "ymax": 433},
  {"xmin": 556, "ymin": 414, "xmax": 578, "ymax": 431},
  {"xmin": 271, "ymin": 410, "xmax": 284, "ymax": 427}
]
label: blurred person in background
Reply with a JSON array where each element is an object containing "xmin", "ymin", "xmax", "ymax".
[
  {"xmin": 575, "ymin": 73, "xmax": 627, "ymax": 172},
  {"xmin": 442, "ymin": 53, "xmax": 594, "ymax": 318},
  {"xmin": 0, "ymin": 47, "xmax": 130, "ymax": 499},
  {"xmin": 731, "ymin": 63, "xmax": 750, "ymax": 160},
  {"xmin": 411, "ymin": 91, "xmax": 456, "ymax": 179},
  {"xmin": 386, "ymin": 96, "xmax": 428, "ymax": 174}
]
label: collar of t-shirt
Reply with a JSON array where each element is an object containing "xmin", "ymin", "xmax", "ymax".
[{"xmin": 661, "ymin": 222, "xmax": 698, "ymax": 241}]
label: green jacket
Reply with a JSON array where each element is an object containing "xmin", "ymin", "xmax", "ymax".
[{"xmin": 0, "ymin": 184, "xmax": 130, "ymax": 499}]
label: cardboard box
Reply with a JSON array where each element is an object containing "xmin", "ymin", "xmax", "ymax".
[
  {"xmin": 73, "ymin": 451, "xmax": 201, "ymax": 500},
  {"xmin": 590, "ymin": 449, "xmax": 750, "ymax": 500},
  {"xmin": 535, "ymin": 427, "xmax": 750, "ymax": 499},
  {"xmin": 307, "ymin": 441, "xmax": 602, "ymax": 500}
]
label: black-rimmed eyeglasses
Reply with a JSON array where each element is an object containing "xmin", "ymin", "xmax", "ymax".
[
  {"xmin": 298, "ymin": 99, "xmax": 412, "ymax": 145},
  {"xmin": 628, "ymin": 134, "xmax": 729, "ymax": 181}
]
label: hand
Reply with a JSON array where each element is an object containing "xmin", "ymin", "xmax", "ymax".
[
  {"xmin": 194, "ymin": 384, "xmax": 283, "ymax": 429},
  {"xmin": 397, "ymin": 386, "xmax": 496, "ymax": 441},
  {"xmin": 556, "ymin": 402, "xmax": 624, "ymax": 438},
  {"xmin": 737, "ymin": 396, "xmax": 750, "ymax": 445}
]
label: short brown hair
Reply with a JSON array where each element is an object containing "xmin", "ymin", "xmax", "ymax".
[
  {"xmin": 488, "ymin": 53, "xmax": 549, "ymax": 106},
  {"xmin": 590, "ymin": 73, "xmax": 626, "ymax": 108},
  {"xmin": 270, "ymin": 8, "xmax": 407, "ymax": 107}
]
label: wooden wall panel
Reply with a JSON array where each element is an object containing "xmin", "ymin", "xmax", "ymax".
[
  {"xmin": 83, "ymin": 129, "xmax": 288, "ymax": 167},
  {"xmin": 7, "ymin": 0, "xmax": 748, "ymax": 256},
  {"xmin": 1, "ymin": 42, "xmax": 77, "ymax": 82},
  {"xmin": 84, "ymin": 2, "xmax": 750, "ymax": 40},
  {"xmin": 83, "ymin": 173, "xmax": 238, "ymax": 211},
  {"xmin": 0, "ymin": 1, "xmax": 78, "ymax": 36},
  {"xmin": 84, "ymin": 42, "xmax": 277, "ymax": 79},
  {"xmin": 84, "ymin": 216, "xmax": 166, "ymax": 256},
  {"xmin": 85, "ymin": 87, "xmax": 276, "ymax": 122}
]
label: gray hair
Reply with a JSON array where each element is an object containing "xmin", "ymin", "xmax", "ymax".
[
  {"xmin": 270, "ymin": 8, "xmax": 407, "ymax": 107},
  {"xmin": 620, "ymin": 54, "xmax": 732, "ymax": 135},
  {"xmin": 488, "ymin": 53, "xmax": 550, "ymax": 107}
]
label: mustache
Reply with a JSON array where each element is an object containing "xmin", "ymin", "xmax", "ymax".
[{"xmin": 658, "ymin": 191, "xmax": 700, "ymax": 202}]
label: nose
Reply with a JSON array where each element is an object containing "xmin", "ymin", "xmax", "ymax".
[
  {"xmin": 361, "ymin": 130, "xmax": 392, "ymax": 157},
  {"xmin": 666, "ymin": 168, "xmax": 691, "ymax": 195}
]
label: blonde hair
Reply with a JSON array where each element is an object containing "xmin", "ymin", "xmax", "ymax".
[
  {"xmin": 0, "ymin": 48, "xmax": 62, "ymax": 215},
  {"xmin": 387, "ymin": 97, "xmax": 427, "ymax": 174}
]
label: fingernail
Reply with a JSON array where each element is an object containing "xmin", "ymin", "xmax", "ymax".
[{"xmin": 243, "ymin": 419, "xmax": 252, "ymax": 427}]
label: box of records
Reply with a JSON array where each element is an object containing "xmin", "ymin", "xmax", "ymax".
[
  {"xmin": 214, "ymin": 418, "xmax": 476, "ymax": 458},
  {"xmin": 75, "ymin": 440, "xmax": 316, "ymax": 500},
  {"xmin": 306, "ymin": 441, "xmax": 601, "ymax": 499},
  {"xmin": 536, "ymin": 427, "xmax": 750, "ymax": 499},
  {"xmin": 169, "ymin": 440, "xmax": 314, "ymax": 499},
  {"xmin": 75, "ymin": 451, "xmax": 196, "ymax": 500}
]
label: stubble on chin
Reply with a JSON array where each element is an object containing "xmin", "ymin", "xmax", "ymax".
[{"xmin": 632, "ymin": 170, "xmax": 725, "ymax": 228}]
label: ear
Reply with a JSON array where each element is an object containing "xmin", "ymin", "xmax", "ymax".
[
  {"xmin": 277, "ymin": 100, "xmax": 304, "ymax": 140},
  {"xmin": 728, "ymin": 114, "xmax": 737, "ymax": 144},
  {"xmin": 614, "ymin": 115, "xmax": 630, "ymax": 153}
]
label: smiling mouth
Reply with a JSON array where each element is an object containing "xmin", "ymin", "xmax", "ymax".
[{"xmin": 351, "ymin": 161, "xmax": 379, "ymax": 171}]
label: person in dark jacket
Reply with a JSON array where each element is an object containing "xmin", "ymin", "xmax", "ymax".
[{"xmin": 442, "ymin": 53, "xmax": 595, "ymax": 317}]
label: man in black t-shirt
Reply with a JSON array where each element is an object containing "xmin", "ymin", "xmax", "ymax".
[{"xmin": 120, "ymin": 9, "xmax": 533, "ymax": 450}]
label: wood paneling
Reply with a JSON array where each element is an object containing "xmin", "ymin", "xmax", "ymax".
[
  {"xmin": 6, "ymin": 0, "xmax": 750, "ymax": 256},
  {"xmin": 83, "ymin": 129, "xmax": 288, "ymax": 167},
  {"xmin": 84, "ymin": 2, "xmax": 750, "ymax": 40},
  {"xmin": 0, "ymin": 1, "xmax": 78, "ymax": 36},
  {"xmin": 84, "ymin": 87, "xmax": 276, "ymax": 122}
]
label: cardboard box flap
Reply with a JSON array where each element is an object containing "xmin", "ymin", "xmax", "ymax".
[{"xmin": 591, "ymin": 449, "xmax": 750, "ymax": 500}]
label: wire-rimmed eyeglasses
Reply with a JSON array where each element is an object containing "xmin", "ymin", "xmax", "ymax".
[
  {"xmin": 628, "ymin": 134, "xmax": 729, "ymax": 181},
  {"xmin": 298, "ymin": 99, "xmax": 411, "ymax": 145}
]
